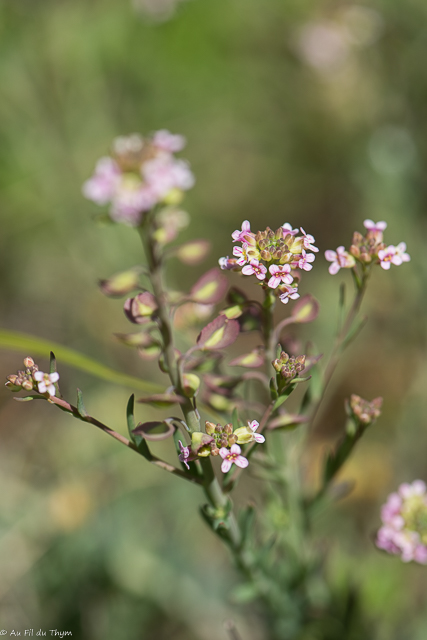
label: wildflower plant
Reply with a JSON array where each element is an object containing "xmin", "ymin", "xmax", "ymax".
[{"xmin": 5, "ymin": 131, "xmax": 418, "ymax": 637}]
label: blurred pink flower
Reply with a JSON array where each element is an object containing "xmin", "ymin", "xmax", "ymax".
[
  {"xmin": 378, "ymin": 243, "xmax": 410, "ymax": 270},
  {"xmin": 82, "ymin": 157, "xmax": 121, "ymax": 205},
  {"xmin": 325, "ymin": 246, "xmax": 356, "ymax": 274},
  {"xmin": 152, "ymin": 129, "xmax": 186, "ymax": 152},
  {"xmin": 377, "ymin": 480, "xmax": 427, "ymax": 564}
]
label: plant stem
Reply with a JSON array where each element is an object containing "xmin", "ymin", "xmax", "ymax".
[
  {"xmin": 307, "ymin": 271, "xmax": 369, "ymax": 430},
  {"xmin": 49, "ymin": 396, "xmax": 203, "ymax": 485},
  {"xmin": 138, "ymin": 217, "xmax": 244, "ymax": 550}
]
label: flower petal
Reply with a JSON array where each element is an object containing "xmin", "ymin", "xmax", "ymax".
[{"xmin": 235, "ymin": 455, "xmax": 249, "ymax": 469}]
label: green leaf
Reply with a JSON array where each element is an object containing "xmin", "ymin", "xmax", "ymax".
[
  {"xmin": 76, "ymin": 388, "xmax": 88, "ymax": 417},
  {"xmin": 49, "ymin": 351, "xmax": 57, "ymax": 375},
  {"xmin": 0, "ymin": 330, "xmax": 163, "ymax": 393},
  {"xmin": 126, "ymin": 394, "xmax": 151, "ymax": 460}
]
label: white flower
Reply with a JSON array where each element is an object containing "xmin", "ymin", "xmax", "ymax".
[{"xmin": 34, "ymin": 371, "xmax": 59, "ymax": 396}]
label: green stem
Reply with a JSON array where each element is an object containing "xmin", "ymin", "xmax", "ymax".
[
  {"xmin": 262, "ymin": 288, "xmax": 277, "ymax": 364},
  {"xmin": 307, "ymin": 270, "xmax": 370, "ymax": 430},
  {"xmin": 138, "ymin": 217, "xmax": 245, "ymax": 552}
]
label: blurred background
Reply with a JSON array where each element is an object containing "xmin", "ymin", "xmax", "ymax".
[{"xmin": 1, "ymin": 0, "xmax": 427, "ymax": 637}]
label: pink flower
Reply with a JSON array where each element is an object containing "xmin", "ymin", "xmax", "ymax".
[
  {"xmin": 152, "ymin": 129, "xmax": 186, "ymax": 153},
  {"xmin": 376, "ymin": 480, "xmax": 427, "ymax": 564},
  {"xmin": 242, "ymin": 260, "xmax": 267, "ymax": 280},
  {"xmin": 143, "ymin": 155, "xmax": 195, "ymax": 198},
  {"xmin": 297, "ymin": 249, "xmax": 316, "ymax": 271},
  {"xmin": 82, "ymin": 157, "xmax": 121, "ymax": 205},
  {"xmin": 34, "ymin": 371, "xmax": 59, "ymax": 396},
  {"xmin": 363, "ymin": 219, "xmax": 387, "ymax": 233},
  {"xmin": 232, "ymin": 220, "xmax": 253, "ymax": 243},
  {"xmin": 178, "ymin": 440, "xmax": 193, "ymax": 470},
  {"xmin": 110, "ymin": 178, "xmax": 157, "ymax": 226},
  {"xmin": 378, "ymin": 243, "xmax": 410, "ymax": 270},
  {"xmin": 233, "ymin": 243, "xmax": 250, "ymax": 266},
  {"xmin": 325, "ymin": 246, "xmax": 356, "ymax": 274},
  {"xmin": 268, "ymin": 264, "xmax": 294, "ymax": 289},
  {"xmin": 247, "ymin": 420, "xmax": 265, "ymax": 443},
  {"xmin": 300, "ymin": 227, "xmax": 319, "ymax": 252},
  {"xmin": 282, "ymin": 223, "xmax": 299, "ymax": 236},
  {"xmin": 219, "ymin": 444, "xmax": 249, "ymax": 473},
  {"xmin": 279, "ymin": 286, "xmax": 300, "ymax": 304}
]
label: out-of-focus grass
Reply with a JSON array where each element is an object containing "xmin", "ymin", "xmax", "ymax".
[{"xmin": 1, "ymin": 0, "xmax": 427, "ymax": 637}]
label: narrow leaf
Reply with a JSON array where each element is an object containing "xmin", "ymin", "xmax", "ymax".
[
  {"xmin": 76, "ymin": 388, "xmax": 88, "ymax": 417},
  {"xmin": 126, "ymin": 394, "xmax": 151, "ymax": 459}
]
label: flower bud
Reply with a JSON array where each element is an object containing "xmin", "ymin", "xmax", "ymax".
[
  {"xmin": 210, "ymin": 447, "xmax": 220, "ymax": 456},
  {"xmin": 215, "ymin": 424, "xmax": 223, "ymax": 433},
  {"xmin": 350, "ymin": 245, "xmax": 360, "ymax": 258},
  {"xmin": 22, "ymin": 379, "xmax": 34, "ymax": 391},
  {"xmin": 23, "ymin": 357, "xmax": 35, "ymax": 369},
  {"xmin": 275, "ymin": 227, "xmax": 284, "ymax": 240},
  {"xmin": 260, "ymin": 250, "xmax": 272, "ymax": 261},
  {"xmin": 205, "ymin": 421, "xmax": 216, "ymax": 436},
  {"xmin": 227, "ymin": 434, "xmax": 237, "ymax": 446},
  {"xmin": 224, "ymin": 423, "xmax": 233, "ymax": 435},
  {"xmin": 181, "ymin": 373, "xmax": 201, "ymax": 398}
]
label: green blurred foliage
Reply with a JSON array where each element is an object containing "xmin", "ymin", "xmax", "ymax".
[{"xmin": 1, "ymin": 0, "xmax": 427, "ymax": 637}]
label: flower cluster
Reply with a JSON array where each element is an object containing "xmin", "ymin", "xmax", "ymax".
[
  {"xmin": 348, "ymin": 394, "xmax": 382, "ymax": 426},
  {"xmin": 219, "ymin": 221, "xmax": 318, "ymax": 304},
  {"xmin": 377, "ymin": 481, "xmax": 427, "ymax": 564},
  {"xmin": 272, "ymin": 351, "xmax": 306, "ymax": 380},
  {"xmin": 82, "ymin": 131, "xmax": 194, "ymax": 227},
  {"xmin": 179, "ymin": 419, "xmax": 265, "ymax": 473},
  {"xmin": 5, "ymin": 357, "xmax": 59, "ymax": 397},
  {"xmin": 325, "ymin": 219, "xmax": 410, "ymax": 274}
]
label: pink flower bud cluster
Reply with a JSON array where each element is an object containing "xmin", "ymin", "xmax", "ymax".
[
  {"xmin": 219, "ymin": 221, "xmax": 318, "ymax": 305},
  {"xmin": 5, "ymin": 357, "xmax": 59, "ymax": 397},
  {"xmin": 82, "ymin": 131, "xmax": 194, "ymax": 227},
  {"xmin": 325, "ymin": 220, "xmax": 410, "ymax": 274},
  {"xmin": 377, "ymin": 481, "xmax": 427, "ymax": 564},
  {"xmin": 182, "ymin": 420, "xmax": 265, "ymax": 473}
]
